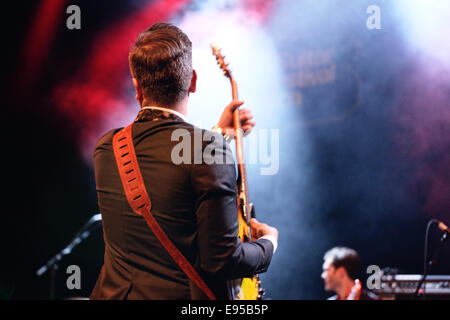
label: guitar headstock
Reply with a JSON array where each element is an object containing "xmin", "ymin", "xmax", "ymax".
[{"xmin": 211, "ymin": 44, "xmax": 233, "ymax": 80}]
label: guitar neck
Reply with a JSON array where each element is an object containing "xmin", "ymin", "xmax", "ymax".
[{"xmin": 230, "ymin": 79, "xmax": 251, "ymax": 223}]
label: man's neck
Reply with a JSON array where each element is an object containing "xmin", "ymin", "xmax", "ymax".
[
  {"xmin": 140, "ymin": 97, "xmax": 188, "ymax": 118},
  {"xmin": 336, "ymin": 279, "xmax": 356, "ymax": 300}
]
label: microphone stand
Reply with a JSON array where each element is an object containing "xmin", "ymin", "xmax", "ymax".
[
  {"xmin": 36, "ymin": 214, "xmax": 102, "ymax": 300},
  {"xmin": 414, "ymin": 230, "xmax": 448, "ymax": 299}
]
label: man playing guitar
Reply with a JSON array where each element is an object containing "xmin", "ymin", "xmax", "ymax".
[{"xmin": 90, "ymin": 22, "xmax": 278, "ymax": 300}]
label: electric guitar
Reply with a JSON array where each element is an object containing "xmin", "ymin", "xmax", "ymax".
[{"xmin": 211, "ymin": 45, "xmax": 264, "ymax": 300}]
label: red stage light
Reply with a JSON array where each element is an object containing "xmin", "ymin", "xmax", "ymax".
[
  {"xmin": 52, "ymin": 0, "xmax": 189, "ymax": 163},
  {"xmin": 21, "ymin": 0, "xmax": 67, "ymax": 88}
]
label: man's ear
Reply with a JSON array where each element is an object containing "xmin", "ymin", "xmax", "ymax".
[
  {"xmin": 189, "ymin": 69, "xmax": 197, "ymax": 93},
  {"xmin": 335, "ymin": 266, "xmax": 346, "ymax": 279},
  {"xmin": 132, "ymin": 78, "xmax": 143, "ymax": 103}
]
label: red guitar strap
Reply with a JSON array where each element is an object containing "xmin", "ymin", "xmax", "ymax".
[{"xmin": 112, "ymin": 124, "xmax": 216, "ymax": 300}]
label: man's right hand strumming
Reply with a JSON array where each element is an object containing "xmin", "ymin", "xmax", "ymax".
[{"xmin": 249, "ymin": 218, "xmax": 279, "ymax": 241}]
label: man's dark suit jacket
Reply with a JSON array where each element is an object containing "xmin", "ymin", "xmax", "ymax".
[{"xmin": 90, "ymin": 110, "xmax": 274, "ymax": 300}]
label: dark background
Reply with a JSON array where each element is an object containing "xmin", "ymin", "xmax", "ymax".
[{"xmin": 1, "ymin": 0, "xmax": 449, "ymax": 300}]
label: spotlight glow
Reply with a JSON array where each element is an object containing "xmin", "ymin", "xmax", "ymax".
[{"xmin": 393, "ymin": 0, "xmax": 450, "ymax": 68}]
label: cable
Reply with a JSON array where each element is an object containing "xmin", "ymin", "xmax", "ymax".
[{"xmin": 420, "ymin": 219, "xmax": 440, "ymax": 298}]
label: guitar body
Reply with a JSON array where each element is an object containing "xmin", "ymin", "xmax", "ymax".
[{"xmin": 235, "ymin": 204, "xmax": 262, "ymax": 300}]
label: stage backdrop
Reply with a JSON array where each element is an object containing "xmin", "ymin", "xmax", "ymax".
[{"xmin": 1, "ymin": 0, "xmax": 449, "ymax": 299}]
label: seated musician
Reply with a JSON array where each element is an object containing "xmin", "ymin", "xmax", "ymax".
[{"xmin": 321, "ymin": 247, "xmax": 379, "ymax": 300}]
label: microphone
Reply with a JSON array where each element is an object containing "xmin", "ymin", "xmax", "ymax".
[{"xmin": 437, "ymin": 221, "xmax": 449, "ymax": 233}]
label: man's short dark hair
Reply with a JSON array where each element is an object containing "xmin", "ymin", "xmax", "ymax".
[
  {"xmin": 129, "ymin": 22, "xmax": 193, "ymax": 106},
  {"xmin": 323, "ymin": 247, "xmax": 361, "ymax": 280}
]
